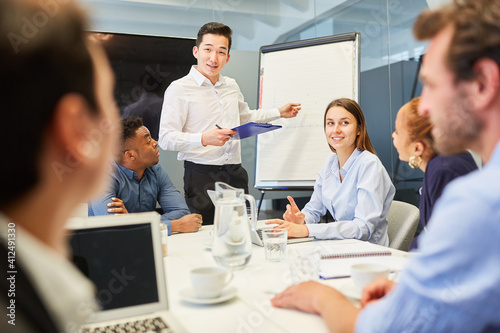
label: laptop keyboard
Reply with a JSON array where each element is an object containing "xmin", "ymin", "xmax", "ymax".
[{"xmin": 81, "ymin": 317, "xmax": 169, "ymax": 333}]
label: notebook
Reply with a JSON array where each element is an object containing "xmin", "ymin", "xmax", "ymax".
[
  {"xmin": 66, "ymin": 212, "xmax": 187, "ymax": 333},
  {"xmin": 310, "ymin": 241, "xmax": 409, "ymax": 280},
  {"xmin": 319, "ymin": 242, "xmax": 392, "ymax": 259},
  {"xmin": 206, "ymin": 190, "xmax": 314, "ymax": 246}
]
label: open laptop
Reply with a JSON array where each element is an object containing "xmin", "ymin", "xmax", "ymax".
[
  {"xmin": 66, "ymin": 212, "xmax": 187, "ymax": 333},
  {"xmin": 207, "ymin": 190, "xmax": 314, "ymax": 246}
]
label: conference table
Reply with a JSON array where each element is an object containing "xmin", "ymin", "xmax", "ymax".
[{"xmin": 164, "ymin": 223, "xmax": 410, "ymax": 333}]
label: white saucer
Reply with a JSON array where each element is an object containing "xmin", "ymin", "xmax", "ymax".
[
  {"xmin": 338, "ymin": 280, "xmax": 362, "ymax": 300},
  {"xmin": 179, "ymin": 287, "xmax": 237, "ymax": 305}
]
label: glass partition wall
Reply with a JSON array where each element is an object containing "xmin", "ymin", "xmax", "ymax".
[{"xmin": 81, "ymin": 0, "xmax": 431, "ymax": 206}]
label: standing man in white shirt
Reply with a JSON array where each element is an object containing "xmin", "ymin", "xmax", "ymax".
[{"xmin": 159, "ymin": 22, "xmax": 301, "ymax": 224}]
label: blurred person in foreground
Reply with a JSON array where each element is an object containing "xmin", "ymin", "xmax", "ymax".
[
  {"xmin": 271, "ymin": 1, "xmax": 500, "ymax": 331},
  {"xmin": 0, "ymin": 0, "xmax": 120, "ymax": 331}
]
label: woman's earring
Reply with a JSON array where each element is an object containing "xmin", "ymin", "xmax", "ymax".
[{"xmin": 409, "ymin": 155, "xmax": 422, "ymax": 169}]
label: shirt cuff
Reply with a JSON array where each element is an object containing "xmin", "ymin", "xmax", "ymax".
[
  {"xmin": 305, "ymin": 223, "xmax": 329, "ymax": 238},
  {"xmin": 303, "ymin": 211, "xmax": 317, "ymax": 224},
  {"xmin": 161, "ymin": 219, "xmax": 173, "ymax": 236},
  {"xmin": 271, "ymin": 107, "xmax": 281, "ymax": 119},
  {"xmin": 190, "ymin": 133, "xmax": 204, "ymax": 149}
]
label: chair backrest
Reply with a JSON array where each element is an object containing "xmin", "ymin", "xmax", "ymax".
[{"xmin": 387, "ymin": 200, "xmax": 420, "ymax": 251}]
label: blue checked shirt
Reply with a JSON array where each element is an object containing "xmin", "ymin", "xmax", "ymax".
[{"xmin": 89, "ymin": 163, "xmax": 190, "ymax": 235}]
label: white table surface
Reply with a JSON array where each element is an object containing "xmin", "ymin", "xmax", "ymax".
[{"xmin": 164, "ymin": 223, "xmax": 410, "ymax": 333}]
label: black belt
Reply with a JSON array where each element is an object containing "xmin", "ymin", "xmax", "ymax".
[{"xmin": 184, "ymin": 161, "xmax": 241, "ymax": 172}]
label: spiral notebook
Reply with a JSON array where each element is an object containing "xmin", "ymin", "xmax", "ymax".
[
  {"xmin": 312, "ymin": 241, "xmax": 408, "ymax": 280},
  {"xmin": 319, "ymin": 243, "xmax": 392, "ymax": 260}
]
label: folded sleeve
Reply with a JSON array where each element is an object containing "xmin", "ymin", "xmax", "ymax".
[{"xmin": 155, "ymin": 165, "xmax": 191, "ymax": 235}]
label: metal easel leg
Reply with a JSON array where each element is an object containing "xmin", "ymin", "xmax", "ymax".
[{"xmin": 257, "ymin": 190, "xmax": 265, "ymax": 218}]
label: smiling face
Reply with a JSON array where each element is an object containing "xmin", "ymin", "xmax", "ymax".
[
  {"xmin": 324, "ymin": 106, "xmax": 360, "ymax": 155},
  {"xmin": 193, "ymin": 33, "xmax": 230, "ymax": 84}
]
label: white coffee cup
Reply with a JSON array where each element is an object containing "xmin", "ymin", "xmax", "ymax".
[
  {"xmin": 351, "ymin": 263, "xmax": 390, "ymax": 291},
  {"xmin": 190, "ymin": 267, "xmax": 233, "ymax": 299}
]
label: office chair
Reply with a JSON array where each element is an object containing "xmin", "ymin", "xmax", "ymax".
[{"xmin": 387, "ymin": 200, "xmax": 420, "ymax": 252}]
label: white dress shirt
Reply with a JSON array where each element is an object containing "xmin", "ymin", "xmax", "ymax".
[
  {"xmin": 303, "ymin": 149, "xmax": 395, "ymax": 246},
  {"xmin": 159, "ymin": 66, "xmax": 280, "ymax": 165},
  {"xmin": 0, "ymin": 214, "xmax": 98, "ymax": 333}
]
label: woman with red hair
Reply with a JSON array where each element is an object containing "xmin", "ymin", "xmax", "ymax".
[{"xmin": 392, "ymin": 97, "xmax": 477, "ymax": 249}]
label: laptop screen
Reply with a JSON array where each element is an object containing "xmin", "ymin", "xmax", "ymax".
[{"xmin": 68, "ymin": 223, "xmax": 159, "ymax": 311}]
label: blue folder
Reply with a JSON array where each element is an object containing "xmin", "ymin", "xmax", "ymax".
[{"xmin": 231, "ymin": 122, "xmax": 282, "ymax": 140}]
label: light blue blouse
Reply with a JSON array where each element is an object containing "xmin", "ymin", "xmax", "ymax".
[
  {"xmin": 303, "ymin": 149, "xmax": 395, "ymax": 245},
  {"xmin": 356, "ymin": 143, "xmax": 500, "ymax": 332}
]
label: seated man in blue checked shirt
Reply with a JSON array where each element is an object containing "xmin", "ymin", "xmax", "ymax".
[{"xmin": 89, "ymin": 116, "xmax": 202, "ymax": 235}]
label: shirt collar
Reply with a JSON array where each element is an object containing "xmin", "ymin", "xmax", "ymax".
[
  {"xmin": 331, "ymin": 148, "xmax": 362, "ymax": 179},
  {"xmin": 116, "ymin": 162, "xmax": 140, "ymax": 181},
  {"xmin": 189, "ymin": 66, "xmax": 225, "ymax": 87}
]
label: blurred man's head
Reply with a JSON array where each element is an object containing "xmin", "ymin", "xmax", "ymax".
[
  {"xmin": 120, "ymin": 116, "xmax": 160, "ymax": 170},
  {"xmin": 0, "ymin": 0, "xmax": 119, "ymax": 211},
  {"xmin": 415, "ymin": 0, "xmax": 500, "ymax": 158}
]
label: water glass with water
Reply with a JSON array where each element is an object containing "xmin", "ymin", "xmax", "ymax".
[
  {"xmin": 262, "ymin": 229, "xmax": 287, "ymax": 262},
  {"xmin": 288, "ymin": 246, "xmax": 321, "ymax": 284}
]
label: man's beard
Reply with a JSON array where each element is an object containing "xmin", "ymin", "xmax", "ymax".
[{"xmin": 431, "ymin": 91, "xmax": 483, "ymax": 155}]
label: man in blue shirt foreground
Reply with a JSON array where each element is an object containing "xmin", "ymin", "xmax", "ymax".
[
  {"xmin": 89, "ymin": 117, "xmax": 202, "ymax": 235},
  {"xmin": 271, "ymin": 0, "xmax": 500, "ymax": 332}
]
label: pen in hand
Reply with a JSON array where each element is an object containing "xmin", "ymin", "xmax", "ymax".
[{"xmin": 215, "ymin": 124, "xmax": 233, "ymax": 138}]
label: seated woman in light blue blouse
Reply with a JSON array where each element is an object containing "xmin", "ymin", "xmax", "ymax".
[{"xmin": 268, "ymin": 98, "xmax": 395, "ymax": 245}]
